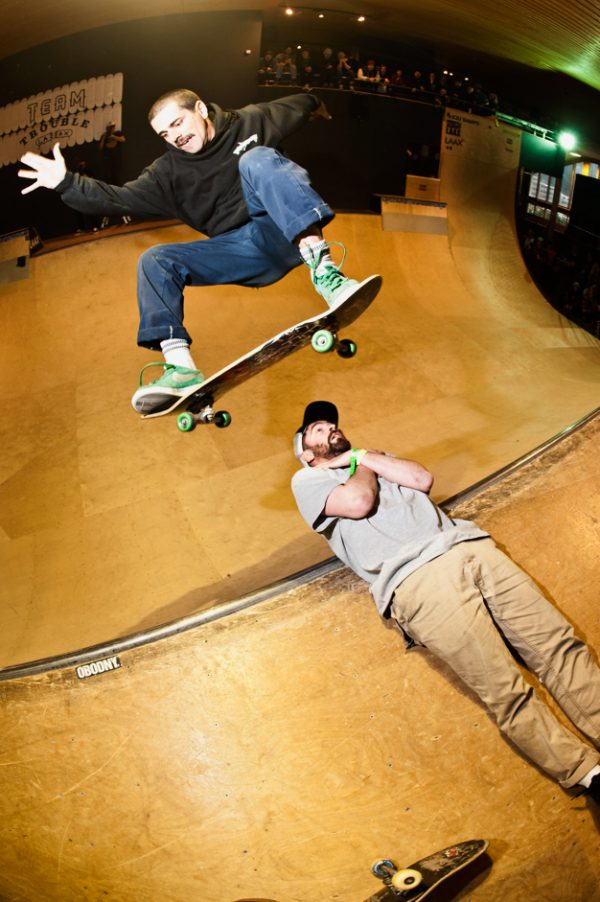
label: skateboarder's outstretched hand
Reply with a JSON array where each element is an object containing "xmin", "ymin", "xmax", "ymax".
[{"xmin": 18, "ymin": 142, "xmax": 67, "ymax": 194}]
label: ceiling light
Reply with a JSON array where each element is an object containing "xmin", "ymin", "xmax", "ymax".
[{"xmin": 285, "ymin": 7, "xmax": 294, "ymax": 15}]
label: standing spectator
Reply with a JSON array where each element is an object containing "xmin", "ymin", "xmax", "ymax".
[
  {"xmin": 336, "ymin": 51, "xmax": 356, "ymax": 88},
  {"xmin": 472, "ymin": 83, "xmax": 489, "ymax": 111},
  {"xmin": 463, "ymin": 83, "xmax": 477, "ymax": 111},
  {"xmin": 377, "ymin": 64, "xmax": 391, "ymax": 93},
  {"xmin": 391, "ymin": 69, "xmax": 406, "ymax": 92},
  {"xmin": 435, "ymin": 88, "xmax": 449, "ymax": 108},
  {"xmin": 449, "ymin": 78, "xmax": 466, "ymax": 107},
  {"xmin": 98, "ymin": 121, "xmax": 131, "ymax": 228},
  {"xmin": 356, "ymin": 59, "xmax": 380, "ymax": 90},
  {"xmin": 99, "ymin": 121, "xmax": 126, "ymax": 183},
  {"xmin": 318, "ymin": 47, "xmax": 336, "ymax": 86},
  {"xmin": 488, "ymin": 92, "xmax": 500, "ymax": 113},
  {"xmin": 258, "ymin": 50, "xmax": 277, "ymax": 85},
  {"xmin": 425, "ymin": 71, "xmax": 438, "ymax": 94},
  {"xmin": 299, "ymin": 49, "xmax": 317, "ymax": 88},
  {"xmin": 275, "ymin": 47, "xmax": 298, "ymax": 84},
  {"xmin": 409, "ymin": 70, "xmax": 426, "ymax": 93}
]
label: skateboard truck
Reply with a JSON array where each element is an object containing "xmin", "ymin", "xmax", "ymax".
[
  {"xmin": 371, "ymin": 859, "xmax": 424, "ymax": 894},
  {"xmin": 176, "ymin": 397, "xmax": 232, "ymax": 432}
]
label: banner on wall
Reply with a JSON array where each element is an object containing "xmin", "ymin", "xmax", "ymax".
[{"xmin": 0, "ymin": 72, "xmax": 124, "ymax": 168}]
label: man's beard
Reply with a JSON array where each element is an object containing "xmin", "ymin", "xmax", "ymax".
[{"xmin": 313, "ymin": 430, "xmax": 351, "ymax": 459}]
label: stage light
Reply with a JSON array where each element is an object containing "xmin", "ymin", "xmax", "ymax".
[
  {"xmin": 357, "ymin": 15, "xmax": 366, "ymax": 21},
  {"xmin": 285, "ymin": 7, "xmax": 294, "ymax": 15},
  {"xmin": 318, "ymin": 12, "xmax": 325, "ymax": 18},
  {"xmin": 558, "ymin": 131, "xmax": 576, "ymax": 151}
]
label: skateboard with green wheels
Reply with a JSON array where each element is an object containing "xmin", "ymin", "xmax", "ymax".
[
  {"xmin": 367, "ymin": 839, "xmax": 489, "ymax": 900},
  {"xmin": 140, "ymin": 274, "xmax": 381, "ymax": 431}
]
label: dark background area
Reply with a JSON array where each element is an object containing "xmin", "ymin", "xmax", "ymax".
[
  {"xmin": 570, "ymin": 175, "xmax": 600, "ymax": 239},
  {"xmin": 0, "ymin": 9, "xmax": 597, "ymax": 239}
]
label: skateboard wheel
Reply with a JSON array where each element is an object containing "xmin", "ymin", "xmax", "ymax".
[
  {"xmin": 391, "ymin": 868, "xmax": 423, "ymax": 891},
  {"xmin": 177, "ymin": 412, "xmax": 196, "ymax": 432},
  {"xmin": 312, "ymin": 329, "xmax": 335, "ymax": 353},
  {"xmin": 214, "ymin": 411, "xmax": 232, "ymax": 428},
  {"xmin": 337, "ymin": 338, "xmax": 357, "ymax": 358}
]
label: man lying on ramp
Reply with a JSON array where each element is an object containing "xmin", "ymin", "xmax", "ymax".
[{"xmin": 292, "ymin": 400, "xmax": 600, "ymax": 813}]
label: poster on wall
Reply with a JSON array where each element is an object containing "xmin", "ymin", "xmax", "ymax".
[
  {"xmin": 440, "ymin": 109, "xmax": 521, "ymax": 168},
  {"xmin": 0, "ymin": 73, "xmax": 124, "ymax": 168}
]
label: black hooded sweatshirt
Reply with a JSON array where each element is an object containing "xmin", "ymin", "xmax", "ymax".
[{"xmin": 56, "ymin": 93, "xmax": 321, "ymax": 238}]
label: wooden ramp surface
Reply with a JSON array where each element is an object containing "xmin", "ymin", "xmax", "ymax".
[
  {"xmin": 1, "ymin": 110, "xmax": 599, "ymax": 666},
  {"xmin": 1, "ymin": 414, "xmax": 599, "ymax": 901}
]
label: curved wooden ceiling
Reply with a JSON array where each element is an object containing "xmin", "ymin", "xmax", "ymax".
[{"xmin": 1, "ymin": 0, "xmax": 599, "ymax": 91}]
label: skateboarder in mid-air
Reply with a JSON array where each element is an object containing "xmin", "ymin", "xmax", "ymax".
[
  {"xmin": 292, "ymin": 401, "xmax": 600, "ymax": 812},
  {"xmin": 18, "ymin": 89, "xmax": 379, "ymax": 414}
]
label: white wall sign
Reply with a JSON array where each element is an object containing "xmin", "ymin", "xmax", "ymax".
[{"xmin": 0, "ymin": 72, "xmax": 124, "ymax": 167}]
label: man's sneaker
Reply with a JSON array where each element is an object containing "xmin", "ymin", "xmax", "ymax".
[
  {"xmin": 131, "ymin": 362, "xmax": 204, "ymax": 414},
  {"xmin": 303, "ymin": 240, "xmax": 360, "ymax": 310},
  {"xmin": 313, "ymin": 263, "xmax": 361, "ymax": 309}
]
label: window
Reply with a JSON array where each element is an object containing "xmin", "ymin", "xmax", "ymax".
[
  {"xmin": 527, "ymin": 158, "xmax": 600, "ymax": 229},
  {"xmin": 529, "ymin": 173, "xmax": 556, "ymax": 204}
]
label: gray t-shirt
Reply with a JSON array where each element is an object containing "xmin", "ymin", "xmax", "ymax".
[{"xmin": 291, "ymin": 464, "xmax": 488, "ymax": 615}]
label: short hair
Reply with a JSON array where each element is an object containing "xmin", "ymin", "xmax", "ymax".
[{"xmin": 148, "ymin": 89, "xmax": 201, "ymax": 124}]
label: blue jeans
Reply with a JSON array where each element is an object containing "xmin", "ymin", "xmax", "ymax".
[{"xmin": 136, "ymin": 147, "xmax": 334, "ymax": 349}]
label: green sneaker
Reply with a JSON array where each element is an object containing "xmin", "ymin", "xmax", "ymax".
[
  {"xmin": 313, "ymin": 264, "xmax": 360, "ymax": 308},
  {"xmin": 304, "ymin": 240, "xmax": 359, "ymax": 309},
  {"xmin": 131, "ymin": 362, "xmax": 204, "ymax": 414}
]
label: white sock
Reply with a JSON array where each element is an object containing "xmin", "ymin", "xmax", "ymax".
[
  {"xmin": 160, "ymin": 339, "xmax": 198, "ymax": 370},
  {"xmin": 299, "ymin": 238, "xmax": 334, "ymax": 276},
  {"xmin": 578, "ymin": 764, "xmax": 600, "ymax": 788}
]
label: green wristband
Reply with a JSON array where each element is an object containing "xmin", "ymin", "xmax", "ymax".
[
  {"xmin": 349, "ymin": 448, "xmax": 366, "ymax": 476},
  {"xmin": 349, "ymin": 449, "xmax": 358, "ymax": 477}
]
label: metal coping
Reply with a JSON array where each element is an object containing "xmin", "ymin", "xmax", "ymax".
[{"xmin": 1, "ymin": 406, "xmax": 598, "ymax": 682}]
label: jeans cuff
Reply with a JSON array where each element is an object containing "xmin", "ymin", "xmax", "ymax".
[
  {"xmin": 137, "ymin": 326, "xmax": 192, "ymax": 350},
  {"xmin": 285, "ymin": 205, "xmax": 335, "ymax": 242}
]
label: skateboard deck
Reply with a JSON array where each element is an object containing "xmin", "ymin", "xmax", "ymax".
[
  {"xmin": 227, "ymin": 839, "xmax": 488, "ymax": 902},
  {"xmin": 139, "ymin": 274, "xmax": 382, "ymax": 429},
  {"xmin": 367, "ymin": 839, "xmax": 489, "ymax": 900}
]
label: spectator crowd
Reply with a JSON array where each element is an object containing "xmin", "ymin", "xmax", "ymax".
[
  {"xmin": 522, "ymin": 227, "xmax": 600, "ymax": 338},
  {"xmin": 258, "ymin": 45, "xmax": 500, "ymax": 118}
]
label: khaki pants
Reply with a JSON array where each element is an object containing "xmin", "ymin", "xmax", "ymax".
[{"xmin": 390, "ymin": 538, "xmax": 600, "ymax": 788}]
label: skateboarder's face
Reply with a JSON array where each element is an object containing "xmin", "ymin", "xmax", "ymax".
[
  {"xmin": 151, "ymin": 100, "xmax": 214, "ymax": 153},
  {"xmin": 304, "ymin": 420, "xmax": 351, "ymax": 461}
]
